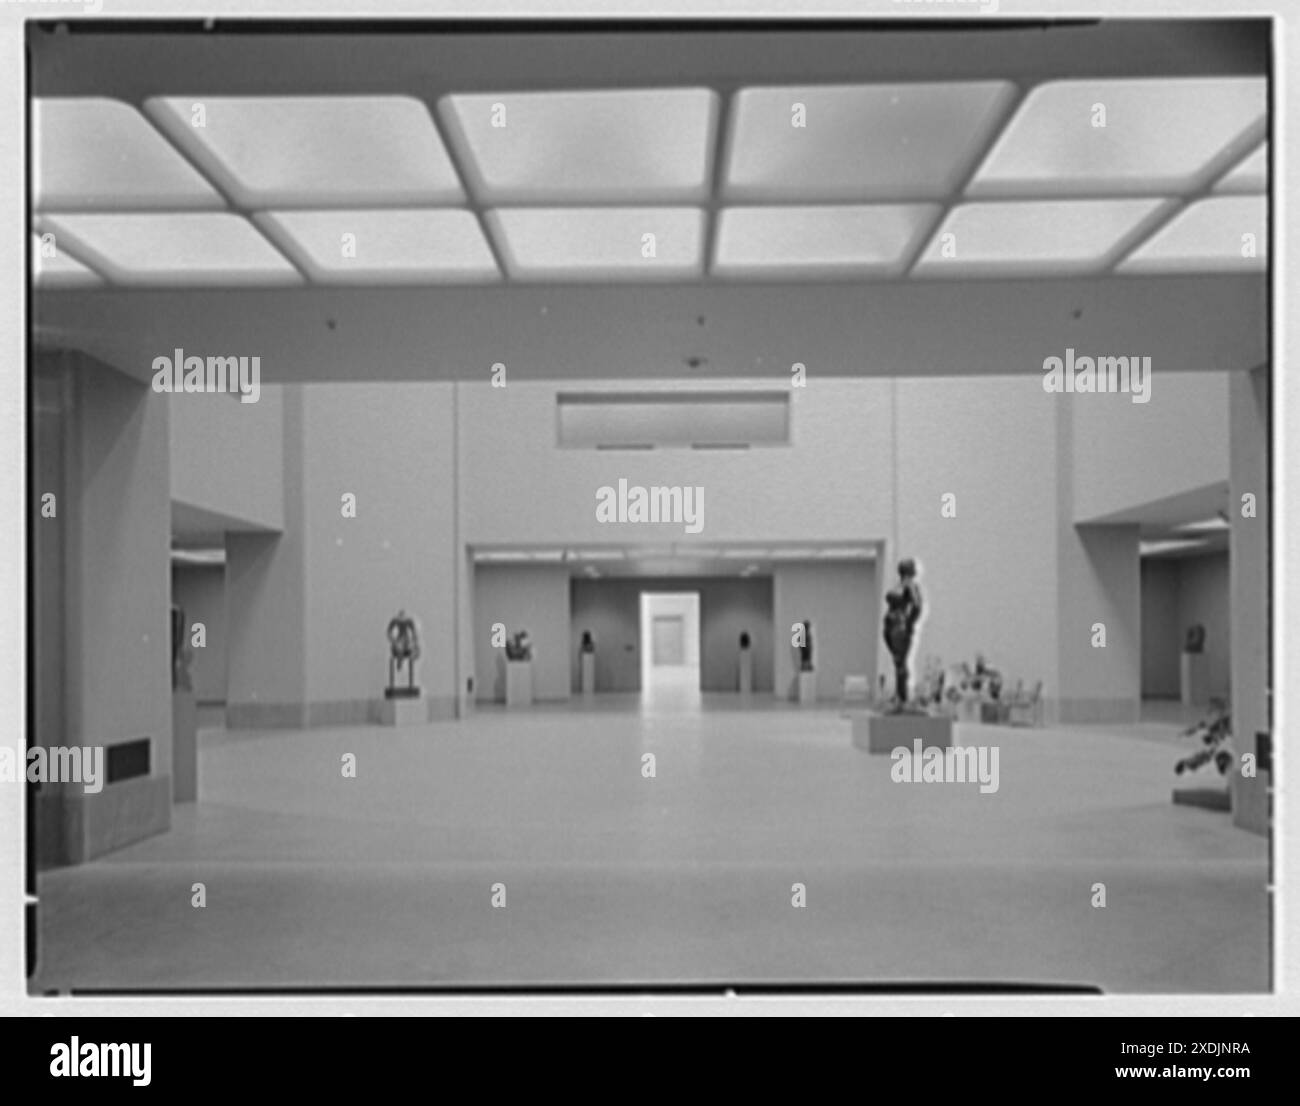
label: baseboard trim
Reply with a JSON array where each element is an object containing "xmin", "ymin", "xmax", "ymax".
[
  {"xmin": 1054, "ymin": 697, "xmax": 1140, "ymax": 725},
  {"xmin": 228, "ymin": 696, "xmax": 459, "ymax": 730},
  {"xmin": 36, "ymin": 774, "xmax": 172, "ymax": 868}
]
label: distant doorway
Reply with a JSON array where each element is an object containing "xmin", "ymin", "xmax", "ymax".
[{"xmin": 639, "ymin": 591, "xmax": 701, "ymax": 710}]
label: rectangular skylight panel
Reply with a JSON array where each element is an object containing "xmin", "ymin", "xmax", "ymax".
[
  {"xmin": 713, "ymin": 205, "xmax": 939, "ymax": 278},
  {"xmin": 39, "ymin": 213, "xmax": 301, "ymax": 287},
  {"xmin": 439, "ymin": 89, "xmax": 718, "ymax": 203},
  {"xmin": 256, "ymin": 210, "xmax": 499, "ymax": 283},
  {"xmin": 35, "ymin": 98, "xmax": 225, "ymax": 212},
  {"xmin": 722, "ymin": 82, "xmax": 1015, "ymax": 201},
  {"xmin": 145, "ymin": 96, "xmax": 465, "ymax": 207},
  {"xmin": 486, "ymin": 208, "xmax": 703, "ymax": 280},
  {"xmin": 967, "ymin": 78, "xmax": 1266, "ymax": 197},
  {"xmin": 1117, "ymin": 196, "xmax": 1266, "ymax": 275},
  {"xmin": 912, "ymin": 199, "xmax": 1167, "ymax": 278},
  {"xmin": 1214, "ymin": 142, "xmax": 1267, "ymax": 194},
  {"xmin": 32, "ymin": 232, "xmax": 102, "ymax": 287}
]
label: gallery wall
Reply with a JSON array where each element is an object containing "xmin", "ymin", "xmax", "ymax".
[
  {"xmin": 1140, "ymin": 558, "xmax": 1182, "ymax": 698},
  {"xmin": 569, "ymin": 575, "xmax": 775, "ymax": 693},
  {"xmin": 170, "ymin": 384, "xmax": 285, "ymax": 532},
  {"xmin": 299, "ymin": 383, "xmax": 460, "ymax": 720},
  {"xmin": 171, "ymin": 563, "xmax": 228, "ymax": 704},
  {"xmin": 473, "ymin": 563, "xmax": 572, "ymax": 702},
  {"xmin": 895, "ymin": 376, "xmax": 1061, "ymax": 702},
  {"xmin": 1072, "ymin": 372, "xmax": 1230, "ymax": 523},
  {"xmin": 457, "ymin": 378, "xmax": 892, "ymax": 547},
  {"xmin": 772, "ymin": 561, "xmax": 876, "ymax": 701}
]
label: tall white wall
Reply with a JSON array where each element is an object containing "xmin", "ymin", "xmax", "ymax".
[
  {"xmin": 458, "ymin": 379, "xmax": 892, "ymax": 546},
  {"xmin": 1073, "ymin": 372, "xmax": 1229, "ymax": 523},
  {"xmin": 896, "ymin": 377, "xmax": 1061, "ymax": 703},
  {"xmin": 170, "ymin": 385, "xmax": 284, "ymax": 531}
]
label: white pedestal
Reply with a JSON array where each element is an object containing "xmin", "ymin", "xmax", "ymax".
[
  {"xmin": 798, "ymin": 669, "xmax": 817, "ymax": 705},
  {"xmin": 506, "ymin": 660, "xmax": 534, "ymax": 708},
  {"xmin": 380, "ymin": 695, "xmax": 425, "ymax": 726},
  {"xmin": 853, "ymin": 712, "xmax": 953, "ymax": 755},
  {"xmin": 739, "ymin": 650, "xmax": 753, "ymax": 695},
  {"xmin": 580, "ymin": 653, "xmax": 596, "ymax": 697},
  {"xmin": 1181, "ymin": 652, "xmax": 1209, "ymax": 707}
]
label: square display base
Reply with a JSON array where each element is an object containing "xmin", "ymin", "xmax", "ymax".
[
  {"xmin": 853, "ymin": 712, "xmax": 954, "ymax": 755},
  {"xmin": 797, "ymin": 670, "xmax": 817, "ymax": 705},
  {"xmin": 379, "ymin": 696, "xmax": 426, "ymax": 726}
]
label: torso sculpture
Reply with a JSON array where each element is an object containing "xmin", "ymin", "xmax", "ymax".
[
  {"xmin": 882, "ymin": 559, "xmax": 923, "ymax": 709},
  {"xmin": 386, "ymin": 609, "xmax": 421, "ymax": 692}
]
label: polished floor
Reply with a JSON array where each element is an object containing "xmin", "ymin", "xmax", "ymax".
[{"xmin": 33, "ymin": 696, "xmax": 1268, "ymax": 993}]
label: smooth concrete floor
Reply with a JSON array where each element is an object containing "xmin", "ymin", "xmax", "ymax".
[{"xmin": 33, "ymin": 697, "xmax": 1269, "ymax": 993}]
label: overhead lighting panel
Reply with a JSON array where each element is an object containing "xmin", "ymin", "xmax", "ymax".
[
  {"xmin": 439, "ymin": 88, "xmax": 719, "ymax": 203},
  {"xmin": 35, "ymin": 97, "xmax": 224, "ymax": 212},
  {"xmin": 38, "ymin": 212, "xmax": 301, "ymax": 287},
  {"xmin": 32, "ymin": 233, "xmax": 102, "ymax": 288},
  {"xmin": 486, "ymin": 207, "xmax": 704, "ymax": 281},
  {"xmin": 722, "ymin": 82, "xmax": 1015, "ymax": 201},
  {"xmin": 968, "ymin": 77, "xmax": 1266, "ymax": 197},
  {"xmin": 1117, "ymin": 196, "xmax": 1266, "ymax": 274},
  {"xmin": 255, "ymin": 209, "xmax": 499, "ymax": 283},
  {"xmin": 912, "ymin": 199, "xmax": 1167, "ymax": 278},
  {"xmin": 145, "ymin": 95, "xmax": 465, "ymax": 207},
  {"xmin": 713, "ymin": 204, "xmax": 939, "ymax": 279}
]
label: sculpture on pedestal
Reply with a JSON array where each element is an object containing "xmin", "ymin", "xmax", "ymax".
[
  {"xmin": 386, "ymin": 609, "xmax": 421, "ymax": 698},
  {"xmin": 798, "ymin": 621, "xmax": 814, "ymax": 672},
  {"xmin": 580, "ymin": 630, "xmax": 595, "ymax": 655},
  {"xmin": 505, "ymin": 630, "xmax": 533, "ymax": 661},
  {"xmin": 1185, "ymin": 623, "xmax": 1206, "ymax": 654},
  {"xmin": 882, "ymin": 558, "xmax": 924, "ymax": 712},
  {"xmin": 739, "ymin": 631, "xmax": 751, "ymax": 651}
]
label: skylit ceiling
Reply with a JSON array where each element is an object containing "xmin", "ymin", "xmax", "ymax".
[{"xmin": 31, "ymin": 76, "xmax": 1267, "ymax": 289}]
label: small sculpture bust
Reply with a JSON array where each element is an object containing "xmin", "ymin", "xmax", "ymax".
[
  {"xmin": 580, "ymin": 630, "xmax": 595, "ymax": 655},
  {"xmin": 739, "ymin": 631, "xmax": 751, "ymax": 651},
  {"xmin": 1185, "ymin": 624, "xmax": 1206, "ymax": 654},
  {"xmin": 798, "ymin": 621, "xmax": 814, "ymax": 672},
  {"xmin": 882, "ymin": 558, "xmax": 924, "ymax": 709},
  {"xmin": 506, "ymin": 630, "xmax": 533, "ymax": 662}
]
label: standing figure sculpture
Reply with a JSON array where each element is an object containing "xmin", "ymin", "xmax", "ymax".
[
  {"xmin": 798, "ymin": 621, "xmax": 814, "ymax": 672},
  {"xmin": 386, "ymin": 609, "xmax": 421, "ymax": 695},
  {"xmin": 882, "ymin": 559, "xmax": 923, "ymax": 710}
]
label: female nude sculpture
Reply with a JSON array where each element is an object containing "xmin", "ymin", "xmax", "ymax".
[{"xmin": 882, "ymin": 558, "xmax": 923, "ymax": 710}]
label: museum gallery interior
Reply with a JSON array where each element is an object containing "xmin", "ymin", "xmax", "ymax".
[{"xmin": 26, "ymin": 19, "xmax": 1270, "ymax": 992}]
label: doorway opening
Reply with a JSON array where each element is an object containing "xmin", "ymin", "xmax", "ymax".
[{"xmin": 639, "ymin": 591, "xmax": 701, "ymax": 710}]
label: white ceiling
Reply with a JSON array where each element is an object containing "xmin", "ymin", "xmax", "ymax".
[{"xmin": 32, "ymin": 76, "xmax": 1268, "ymax": 288}]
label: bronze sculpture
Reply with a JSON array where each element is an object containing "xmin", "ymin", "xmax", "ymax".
[
  {"xmin": 1185, "ymin": 624, "xmax": 1206, "ymax": 654},
  {"xmin": 882, "ymin": 558, "xmax": 923, "ymax": 710},
  {"xmin": 386, "ymin": 609, "xmax": 421, "ymax": 696}
]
